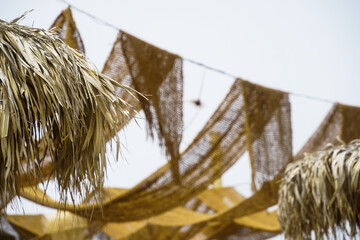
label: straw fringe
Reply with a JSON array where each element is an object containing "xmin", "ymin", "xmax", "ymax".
[
  {"xmin": 278, "ymin": 139, "xmax": 360, "ymax": 239},
  {"xmin": 0, "ymin": 19, "xmax": 134, "ymax": 205}
]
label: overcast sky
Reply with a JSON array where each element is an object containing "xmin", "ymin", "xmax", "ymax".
[{"xmin": 2, "ymin": 1, "xmax": 360, "ymax": 239}]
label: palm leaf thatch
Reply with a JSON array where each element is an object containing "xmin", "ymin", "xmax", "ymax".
[
  {"xmin": 278, "ymin": 139, "xmax": 360, "ymax": 239},
  {"xmin": 0, "ymin": 19, "xmax": 134, "ymax": 205}
]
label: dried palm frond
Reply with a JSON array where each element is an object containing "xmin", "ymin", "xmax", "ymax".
[
  {"xmin": 278, "ymin": 139, "xmax": 360, "ymax": 239},
  {"xmin": 0, "ymin": 19, "xmax": 134, "ymax": 205}
]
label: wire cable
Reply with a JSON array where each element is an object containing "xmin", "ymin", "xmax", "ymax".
[{"xmin": 56, "ymin": 0, "xmax": 341, "ymax": 106}]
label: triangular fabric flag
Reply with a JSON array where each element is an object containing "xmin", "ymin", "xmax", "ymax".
[
  {"xmin": 120, "ymin": 32, "xmax": 184, "ymax": 182},
  {"xmin": 296, "ymin": 103, "xmax": 360, "ymax": 160},
  {"xmin": 241, "ymin": 80, "xmax": 292, "ymax": 190},
  {"xmin": 50, "ymin": 7, "xmax": 85, "ymax": 53}
]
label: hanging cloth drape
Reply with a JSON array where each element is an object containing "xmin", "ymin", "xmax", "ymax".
[
  {"xmin": 296, "ymin": 103, "xmax": 360, "ymax": 160},
  {"xmin": 20, "ymin": 79, "xmax": 247, "ymax": 221},
  {"xmin": 102, "ymin": 31, "xmax": 184, "ymax": 182},
  {"xmin": 120, "ymin": 32, "xmax": 184, "ymax": 182},
  {"xmin": 8, "ymin": 188, "xmax": 280, "ymax": 240},
  {"xmin": 20, "ymin": 78, "xmax": 292, "ymax": 225},
  {"xmin": 193, "ymin": 103, "xmax": 360, "ymax": 239},
  {"xmin": 241, "ymin": 80, "xmax": 292, "ymax": 190}
]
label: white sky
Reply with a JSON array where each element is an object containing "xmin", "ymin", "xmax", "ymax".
[{"xmin": 2, "ymin": 1, "xmax": 360, "ymax": 239}]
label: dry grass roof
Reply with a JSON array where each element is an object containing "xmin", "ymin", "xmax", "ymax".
[{"xmin": 0, "ymin": 18, "xmax": 134, "ymax": 205}]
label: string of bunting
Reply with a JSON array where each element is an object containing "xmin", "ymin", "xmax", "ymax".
[
  {"xmin": 44, "ymin": 5, "xmax": 360, "ymax": 240},
  {"xmin": 55, "ymin": 0, "xmax": 345, "ymax": 107}
]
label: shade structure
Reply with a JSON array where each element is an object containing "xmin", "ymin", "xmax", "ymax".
[{"xmin": 0, "ymin": 19, "xmax": 134, "ymax": 205}]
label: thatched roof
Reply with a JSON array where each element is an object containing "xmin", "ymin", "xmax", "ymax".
[
  {"xmin": 278, "ymin": 139, "xmax": 360, "ymax": 239},
  {"xmin": 0, "ymin": 19, "xmax": 134, "ymax": 204}
]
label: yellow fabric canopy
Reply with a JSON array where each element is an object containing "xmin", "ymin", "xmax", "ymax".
[{"xmin": 9, "ymin": 187, "xmax": 280, "ymax": 240}]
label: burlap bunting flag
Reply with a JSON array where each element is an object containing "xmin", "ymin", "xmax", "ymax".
[
  {"xmin": 50, "ymin": 7, "xmax": 85, "ymax": 53},
  {"xmin": 241, "ymin": 80, "xmax": 292, "ymax": 190}
]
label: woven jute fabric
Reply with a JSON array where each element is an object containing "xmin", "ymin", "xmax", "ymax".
[
  {"xmin": 101, "ymin": 32, "xmax": 141, "ymax": 122},
  {"xmin": 210, "ymin": 225, "xmax": 279, "ymax": 240},
  {"xmin": 241, "ymin": 80, "xmax": 292, "ymax": 191},
  {"xmin": 197, "ymin": 187, "xmax": 245, "ymax": 212},
  {"xmin": 10, "ymin": 187, "xmax": 279, "ymax": 240},
  {"xmin": 13, "ymin": 9, "xmax": 360, "ymax": 239},
  {"xmin": 87, "ymin": 78, "xmax": 246, "ymax": 221},
  {"xmin": 338, "ymin": 104, "xmax": 360, "ymax": 143},
  {"xmin": 50, "ymin": 7, "xmax": 85, "ymax": 53},
  {"xmin": 104, "ymin": 31, "xmax": 184, "ymax": 181},
  {"xmin": 7, "ymin": 212, "xmax": 87, "ymax": 240},
  {"xmin": 278, "ymin": 141, "xmax": 360, "ymax": 239},
  {"xmin": 100, "ymin": 187, "xmax": 279, "ymax": 240},
  {"xmin": 185, "ymin": 187, "xmax": 280, "ymax": 240},
  {"xmin": 194, "ymin": 102, "xmax": 359, "ymax": 239},
  {"xmin": 20, "ymin": 79, "xmax": 248, "ymax": 221},
  {"xmin": 7, "ymin": 214, "xmax": 47, "ymax": 236},
  {"xmin": 295, "ymin": 103, "xmax": 360, "ymax": 160},
  {"xmin": 123, "ymin": 225, "xmax": 187, "ymax": 240},
  {"xmin": 102, "ymin": 193, "xmax": 213, "ymax": 240},
  {"xmin": 19, "ymin": 79, "xmax": 293, "ymax": 226},
  {"xmin": 15, "ymin": 11, "xmax": 289, "ymax": 227},
  {"xmin": 277, "ymin": 104, "xmax": 360, "ymax": 239}
]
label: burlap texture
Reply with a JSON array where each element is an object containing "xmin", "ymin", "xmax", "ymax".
[
  {"xmin": 18, "ymin": 108, "xmax": 357, "ymax": 240},
  {"xmin": 194, "ymin": 176, "xmax": 280, "ymax": 239},
  {"xmin": 9, "ymin": 8, "xmax": 360, "ymax": 240},
  {"xmin": 17, "ymin": 79, "xmax": 291, "ymax": 240},
  {"xmin": 105, "ymin": 31, "xmax": 184, "ymax": 181},
  {"xmin": 20, "ymin": 79, "xmax": 248, "ymax": 221},
  {"xmin": 7, "ymin": 214, "xmax": 47, "ymax": 236},
  {"xmin": 210, "ymin": 132, "xmax": 223, "ymax": 188},
  {"xmin": 205, "ymin": 104, "xmax": 360, "ymax": 239},
  {"xmin": 193, "ymin": 102, "xmax": 360, "ymax": 239},
  {"xmin": 340, "ymin": 104, "xmax": 360, "ymax": 143},
  {"xmin": 101, "ymin": 32, "xmax": 143, "ymax": 126},
  {"xmin": 295, "ymin": 103, "xmax": 360, "ymax": 160},
  {"xmin": 100, "ymin": 186, "xmax": 280, "ymax": 239},
  {"xmin": 241, "ymin": 80, "xmax": 292, "ymax": 190},
  {"xmin": 197, "ymin": 187, "xmax": 245, "ymax": 212},
  {"xmin": 101, "ymin": 193, "xmax": 213, "ymax": 240},
  {"xmin": 278, "ymin": 104, "xmax": 360, "ymax": 239},
  {"xmin": 14, "ymin": 12, "xmax": 291, "ymax": 230},
  {"xmin": 210, "ymin": 225, "xmax": 279, "ymax": 240},
  {"xmin": 7, "ymin": 212, "xmax": 87, "ymax": 240},
  {"xmin": 16, "ymin": 186, "xmax": 280, "ymax": 239},
  {"xmin": 50, "ymin": 7, "xmax": 85, "ymax": 53}
]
